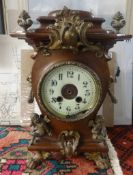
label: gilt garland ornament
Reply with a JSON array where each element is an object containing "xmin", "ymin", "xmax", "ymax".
[
  {"xmin": 48, "ymin": 6, "xmax": 93, "ymax": 51},
  {"xmin": 39, "ymin": 6, "xmax": 105, "ymax": 57}
]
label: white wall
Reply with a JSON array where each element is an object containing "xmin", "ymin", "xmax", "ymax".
[
  {"xmin": 4, "ymin": 0, "xmax": 127, "ymax": 33},
  {"xmin": 126, "ymin": 0, "xmax": 133, "ymax": 34},
  {"xmin": 28, "ymin": 0, "xmax": 126, "ymax": 30},
  {"xmin": 111, "ymin": 39, "xmax": 133, "ymax": 125},
  {"xmin": 0, "ymin": 35, "xmax": 31, "ymax": 125},
  {"xmin": 28, "ymin": 0, "xmax": 126, "ymax": 15}
]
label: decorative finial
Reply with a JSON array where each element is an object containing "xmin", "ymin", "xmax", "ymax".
[
  {"xmin": 111, "ymin": 11, "xmax": 126, "ymax": 34},
  {"xmin": 17, "ymin": 10, "xmax": 33, "ymax": 32}
]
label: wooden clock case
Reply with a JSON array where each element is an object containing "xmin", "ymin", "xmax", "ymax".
[
  {"xmin": 32, "ymin": 49, "xmax": 109, "ymax": 145},
  {"xmin": 11, "ymin": 7, "xmax": 132, "ymax": 168}
]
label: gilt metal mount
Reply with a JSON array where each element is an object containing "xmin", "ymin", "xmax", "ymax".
[
  {"xmin": 59, "ymin": 130, "xmax": 80, "ymax": 157},
  {"xmin": 111, "ymin": 11, "xmax": 126, "ymax": 34},
  {"xmin": 88, "ymin": 115, "xmax": 107, "ymax": 141},
  {"xmin": 17, "ymin": 10, "xmax": 33, "ymax": 31},
  {"xmin": 48, "ymin": 6, "xmax": 92, "ymax": 52}
]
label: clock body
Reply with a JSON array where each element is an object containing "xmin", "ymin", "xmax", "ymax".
[{"xmin": 32, "ymin": 49, "xmax": 110, "ymax": 141}]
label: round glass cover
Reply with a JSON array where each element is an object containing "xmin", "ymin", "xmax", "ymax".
[{"xmin": 39, "ymin": 63, "xmax": 101, "ymax": 121}]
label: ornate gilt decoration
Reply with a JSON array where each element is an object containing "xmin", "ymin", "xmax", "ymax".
[
  {"xmin": 36, "ymin": 41, "xmax": 51, "ymax": 56},
  {"xmin": 17, "ymin": 10, "xmax": 33, "ymax": 31},
  {"xmin": 42, "ymin": 6, "xmax": 104, "ymax": 57},
  {"xmin": 111, "ymin": 11, "xmax": 126, "ymax": 34},
  {"xmin": 24, "ymin": 6, "xmax": 107, "ymax": 57},
  {"xmin": 48, "ymin": 6, "xmax": 92, "ymax": 51},
  {"xmin": 88, "ymin": 115, "xmax": 107, "ymax": 140},
  {"xmin": 59, "ymin": 130, "xmax": 80, "ymax": 157},
  {"xmin": 15, "ymin": 7, "xmax": 108, "ymax": 58},
  {"xmin": 30, "ymin": 113, "xmax": 51, "ymax": 145}
]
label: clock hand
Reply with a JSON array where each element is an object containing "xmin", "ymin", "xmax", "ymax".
[
  {"xmin": 66, "ymin": 110, "xmax": 89, "ymax": 118},
  {"xmin": 76, "ymin": 109, "xmax": 88, "ymax": 116}
]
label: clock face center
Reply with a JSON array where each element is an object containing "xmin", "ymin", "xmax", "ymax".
[{"xmin": 61, "ymin": 84, "xmax": 78, "ymax": 100}]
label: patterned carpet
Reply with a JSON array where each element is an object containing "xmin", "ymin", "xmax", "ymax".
[
  {"xmin": 0, "ymin": 126, "xmax": 131, "ymax": 175},
  {"xmin": 107, "ymin": 126, "xmax": 133, "ymax": 175}
]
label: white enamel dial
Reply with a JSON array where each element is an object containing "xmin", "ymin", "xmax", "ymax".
[{"xmin": 39, "ymin": 63, "xmax": 101, "ymax": 120}]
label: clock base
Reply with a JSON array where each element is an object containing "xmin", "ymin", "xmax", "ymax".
[
  {"xmin": 28, "ymin": 140, "xmax": 108, "ymax": 152},
  {"xmin": 28, "ymin": 137, "xmax": 108, "ymax": 154},
  {"xmin": 28, "ymin": 114, "xmax": 108, "ymax": 161},
  {"xmin": 27, "ymin": 138, "xmax": 108, "ymax": 169}
]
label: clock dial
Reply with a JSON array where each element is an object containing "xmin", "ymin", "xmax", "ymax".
[{"xmin": 39, "ymin": 62, "xmax": 101, "ymax": 121}]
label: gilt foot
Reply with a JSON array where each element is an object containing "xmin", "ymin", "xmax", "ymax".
[{"xmin": 27, "ymin": 151, "xmax": 50, "ymax": 169}]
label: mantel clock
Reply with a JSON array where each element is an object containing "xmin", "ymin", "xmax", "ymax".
[{"xmin": 11, "ymin": 7, "xmax": 132, "ymax": 168}]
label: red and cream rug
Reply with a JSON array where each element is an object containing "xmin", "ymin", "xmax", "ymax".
[{"xmin": 0, "ymin": 126, "xmax": 131, "ymax": 175}]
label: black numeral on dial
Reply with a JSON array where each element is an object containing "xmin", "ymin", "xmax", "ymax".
[
  {"xmin": 49, "ymin": 89, "xmax": 54, "ymax": 95},
  {"xmin": 67, "ymin": 71, "xmax": 74, "ymax": 78},
  {"xmin": 51, "ymin": 80, "xmax": 57, "ymax": 86},
  {"xmin": 85, "ymin": 90, "xmax": 90, "ymax": 96},
  {"xmin": 66, "ymin": 106, "xmax": 71, "ymax": 112},
  {"xmin": 59, "ymin": 73, "xmax": 63, "ymax": 80},
  {"xmin": 82, "ymin": 98, "xmax": 87, "ymax": 104},
  {"xmin": 83, "ymin": 81, "xmax": 88, "ymax": 88},
  {"xmin": 59, "ymin": 102, "xmax": 62, "ymax": 109},
  {"xmin": 51, "ymin": 97, "xmax": 57, "ymax": 103},
  {"xmin": 78, "ymin": 74, "xmax": 80, "ymax": 81},
  {"xmin": 75, "ymin": 104, "xmax": 80, "ymax": 110}
]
